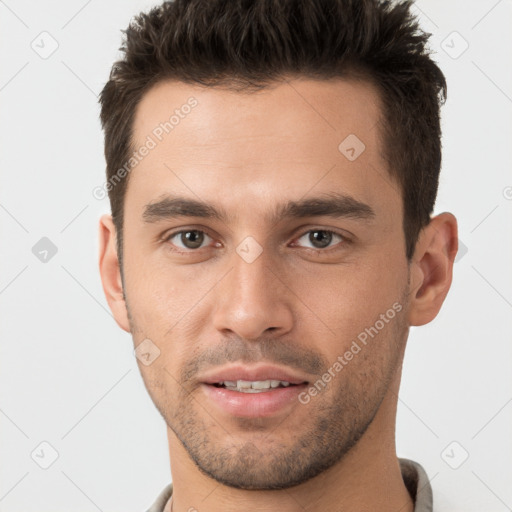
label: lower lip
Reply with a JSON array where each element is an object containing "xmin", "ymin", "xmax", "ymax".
[{"xmin": 201, "ymin": 384, "xmax": 307, "ymax": 418}]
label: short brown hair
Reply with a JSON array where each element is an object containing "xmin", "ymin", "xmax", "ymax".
[{"xmin": 99, "ymin": 0, "xmax": 447, "ymax": 263}]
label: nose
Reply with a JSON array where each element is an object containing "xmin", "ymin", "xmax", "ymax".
[{"xmin": 212, "ymin": 250, "xmax": 294, "ymax": 341}]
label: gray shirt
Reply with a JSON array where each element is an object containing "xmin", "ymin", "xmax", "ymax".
[{"xmin": 146, "ymin": 458, "xmax": 433, "ymax": 512}]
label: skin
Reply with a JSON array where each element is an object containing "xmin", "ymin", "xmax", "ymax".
[{"xmin": 99, "ymin": 77, "xmax": 458, "ymax": 512}]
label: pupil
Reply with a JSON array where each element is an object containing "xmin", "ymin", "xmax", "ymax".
[
  {"xmin": 309, "ymin": 230, "xmax": 332, "ymax": 248},
  {"xmin": 182, "ymin": 230, "xmax": 204, "ymax": 249}
]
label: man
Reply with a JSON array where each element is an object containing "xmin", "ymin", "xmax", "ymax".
[{"xmin": 98, "ymin": 0, "xmax": 458, "ymax": 510}]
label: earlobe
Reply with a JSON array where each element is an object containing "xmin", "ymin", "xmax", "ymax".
[
  {"xmin": 408, "ymin": 212, "xmax": 458, "ymax": 327},
  {"xmin": 98, "ymin": 214, "xmax": 131, "ymax": 332}
]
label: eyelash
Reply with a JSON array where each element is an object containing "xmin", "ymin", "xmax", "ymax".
[{"xmin": 161, "ymin": 228, "xmax": 350, "ymax": 254}]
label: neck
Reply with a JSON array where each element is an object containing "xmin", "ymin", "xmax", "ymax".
[{"xmin": 166, "ymin": 370, "xmax": 413, "ymax": 512}]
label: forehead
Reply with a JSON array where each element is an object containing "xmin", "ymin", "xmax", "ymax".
[
  {"xmin": 128, "ymin": 77, "xmax": 400, "ymax": 220},
  {"xmin": 133, "ymin": 76, "xmax": 382, "ymax": 153}
]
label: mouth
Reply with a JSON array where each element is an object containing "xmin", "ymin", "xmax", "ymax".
[
  {"xmin": 199, "ymin": 365, "xmax": 310, "ymax": 418},
  {"xmin": 211, "ymin": 379, "xmax": 302, "ymax": 393}
]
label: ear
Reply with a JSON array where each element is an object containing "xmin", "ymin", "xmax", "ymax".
[
  {"xmin": 407, "ymin": 212, "xmax": 459, "ymax": 326},
  {"xmin": 98, "ymin": 214, "xmax": 131, "ymax": 332}
]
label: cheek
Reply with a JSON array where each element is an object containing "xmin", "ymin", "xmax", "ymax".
[
  {"xmin": 124, "ymin": 249, "xmax": 202, "ymax": 318},
  {"xmin": 289, "ymin": 261, "xmax": 409, "ymax": 381},
  {"xmin": 122, "ymin": 254, "xmax": 220, "ymax": 359},
  {"xmin": 293, "ymin": 259, "xmax": 406, "ymax": 336}
]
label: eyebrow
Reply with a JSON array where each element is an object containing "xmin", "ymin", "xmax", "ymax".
[{"xmin": 142, "ymin": 192, "xmax": 376, "ymax": 224}]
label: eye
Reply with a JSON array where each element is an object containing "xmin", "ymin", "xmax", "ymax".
[
  {"xmin": 294, "ymin": 230, "xmax": 345, "ymax": 249},
  {"xmin": 165, "ymin": 230, "xmax": 213, "ymax": 250}
]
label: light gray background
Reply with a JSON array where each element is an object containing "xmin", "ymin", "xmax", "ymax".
[{"xmin": 1, "ymin": 1, "xmax": 511, "ymax": 510}]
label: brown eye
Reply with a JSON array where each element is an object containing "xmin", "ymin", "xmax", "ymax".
[
  {"xmin": 296, "ymin": 230, "xmax": 344, "ymax": 249},
  {"xmin": 309, "ymin": 230, "xmax": 332, "ymax": 248},
  {"xmin": 167, "ymin": 230, "xmax": 211, "ymax": 250}
]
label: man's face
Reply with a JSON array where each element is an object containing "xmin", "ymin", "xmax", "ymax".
[{"xmin": 121, "ymin": 78, "xmax": 412, "ymax": 489}]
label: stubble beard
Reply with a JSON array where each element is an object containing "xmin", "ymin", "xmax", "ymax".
[
  {"xmin": 126, "ymin": 276, "xmax": 411, "ymax": 490},
  {"xmin": 139, "ymin": 319, "xmax": 408, "ymax": 490}
]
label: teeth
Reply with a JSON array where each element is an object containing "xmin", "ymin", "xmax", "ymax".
[
  {"xmin": 220, "ymin": 379, "xmax": 293, "ymax": 392},
  {"xmin": 251, "ymin": 380, "xmax": 271, "ymax": 390}
]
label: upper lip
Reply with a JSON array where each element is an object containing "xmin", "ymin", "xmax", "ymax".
[{"xmin": 200, "ymin": 364, "xmax": 309, "ymax": 385}]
